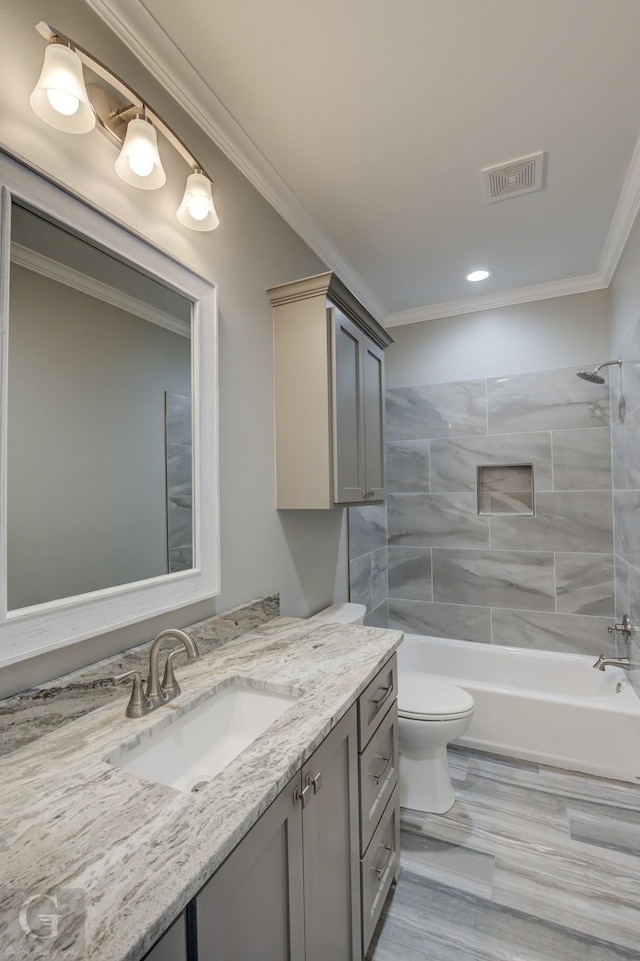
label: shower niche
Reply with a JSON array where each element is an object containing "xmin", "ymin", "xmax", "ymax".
[{"xmin": 477, "ymin": 464, "xmax": 534, "ymax": 516}]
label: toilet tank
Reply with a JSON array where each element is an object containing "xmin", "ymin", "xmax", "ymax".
[{"xmin": 309, "ymin": 602, "xmax": 366, "ymax": 626}]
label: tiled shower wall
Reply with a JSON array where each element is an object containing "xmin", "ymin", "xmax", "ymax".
[
  {"xmin": 350, "ymin": 365, "xmax": 617, "ymax": 657},
  {"xmin": 611, "ymin": 323, "xmax": 640, "ymax": 696}
]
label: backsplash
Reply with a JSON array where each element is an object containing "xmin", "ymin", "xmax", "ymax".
[
  {"xmin": 0, "ymin": 594, "xmax": 279, "ymax": 757},
  {"xmin": 611, "ymin": 323, "xmax": 640, "ymax": 696},
  {"xmin": 350, "ymin": 366, "xmax": 616, "ymax": 657}
]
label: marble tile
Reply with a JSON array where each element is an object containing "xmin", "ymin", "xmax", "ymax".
[
  {"xmin": 611, "ymin": 418, "xmax": 626, "ymax": 491},
  {"xmin": 614, "ymin": 490, "xmax": 640, "ymax": 568},
  {"xmin": 487, "ymin": 367, "xmax": 609, "ymax": 434},
  {"xmin": 625, "ymin": 566, "xmax": 640, "ymax": 697},
  {"xmin": 388, "ymin": 493, "xmax": 490, "ymax": 548},
  {"xmin": 168, "ymin": 546, "xmax": 193, "ymax": 573},
  {"xmin": 430, "ymin": 431, "xmax": 552, "ymax": 493},
  {"xmin": 166, "ymin": 443, "xmax": 193, "ymax": 497},
  {"xmin": 386, "ymin": 440, "xmax": 430, "ymax": 493},
  {"xmin": 568, "ymin": 804, "xmax": 640, "ymax": 858},
  {"xmin": 399, "ymin": 830, "xmax": 495, "ymax": 897},
  {"xmin": 622, "ymin": 403, "xmax": 640, "ymax": 491},
  {"xmin": 167, "ymin": 495, "xmax": 193, "ymax": 549},
  {"xmin": 491, "ymin": 609, "xmax": 614, "ymax": 656},
  {"xmin": 432, "ymin": 549, "xmax": 555, "ymax": 612},
  {"xmin": 551, "ymin": 427, "xmax": 612, "ymax": 491},
  {"xmin": 614, "ymin": 554, "xmax": 631, "ymax": 624},
  {"xmin": 348, "ymin": 504, "xmax": 387, "ymax": 559},
  {"xmin": 385, "ymin": 380, "xmax": 487, "ymax": 442},
  {"xmin": 364, "ymin": 600, "xmax": 389, "ymax": 629},
  {"xmin": 371, "ymin": 870, "xmax": 634, "ymax": 961},
  {"xmin": 349, "ymin": 553, "xmax": 372, "ymax": 612},
  {"xmin": 371, "ymin": 548, "xmax": 389, "ymax": 610},
  {"xmin": 490, "ymin": 491, "xmax": 613, "ymax": 553},
  {"xmin": 555, "ymin": 553, "xmax": 615, "ymax": 616},
  {"xmin": 388, "ymin": 599, "xmax": 491, "ymax": 643},
  {"xmin": 387, "ymin": 547, "xmax": 432, "ymax": 601},
  {"xmin": 165, "ymin": 390, "xmax": 192, "ymax": 446},
  {"xmin": 477, "ymin": 465, "xmax": 533, "ymax": 515},
  {"xmin": 372, "ymin": 747, "xmax": 640, "ymax": 961}
]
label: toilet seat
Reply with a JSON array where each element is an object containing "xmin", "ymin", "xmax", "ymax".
[{"xmin": 399, "ymin": 675, "xmax": 475, "ymax": 721}]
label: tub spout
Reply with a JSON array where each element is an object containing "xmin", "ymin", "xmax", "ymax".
[{"xmin": 593, "ymin": 654, "xmax": 631, "ymax": 671}]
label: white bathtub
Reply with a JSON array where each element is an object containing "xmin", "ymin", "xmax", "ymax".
[{"xmin": 398, "ymin": 634, "xmax": 640, "ymax": 784}]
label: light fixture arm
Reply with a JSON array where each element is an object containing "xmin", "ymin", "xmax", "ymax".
[{"xmin": 34, "ymin": 20, "xmax": 212, "ymax": 183}]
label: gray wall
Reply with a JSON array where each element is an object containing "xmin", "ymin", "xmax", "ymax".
[
  {"xmin": 386, "ymin": 290, "xmax": 611, "ymax": 387},
  {"xmin": 8, "ymin": 265, "xmax": 190, "ymax": 608},
  {"xmin": 0, "ymin": 0, "xmax": 348, "ymax": 697}
]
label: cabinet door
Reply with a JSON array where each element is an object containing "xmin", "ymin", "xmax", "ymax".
[
  {"xmin": 362, "ymin": 338, "xmax": 385, "ymax": 500},
  {"xmin": 332, "ymin": 308, "xmax": 366, "ymax": 503},
  {"xmin": 195, "ymin": 772, "xmax": 305, "ymax": 961},
  {"xmin": 143, "ymin": 915, "xmax": 186, "ymax": 961},
  {"xmin": 301, "ymin": 704, "xmax": 361, "ymax": 961}
]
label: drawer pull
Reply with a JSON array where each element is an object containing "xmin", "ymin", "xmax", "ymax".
[
  {"xmin": 370, "ymin": 754, "xmax": 392, "ymax": 785},
  {"xmin": 372, "ymin": 844, "xmax": 394, "ymax": 882},
  {"xmin": 370, "ymin": 683, "xmax": 392, "ymax": 712}
]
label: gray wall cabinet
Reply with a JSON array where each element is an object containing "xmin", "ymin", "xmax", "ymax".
[
  {"xmin": 195, "ymin": 705, "xmax": 360, "ymax": 961},
  {"xmin": 268, "ymin": 271, "xmax": 392, "ymax": 509}
]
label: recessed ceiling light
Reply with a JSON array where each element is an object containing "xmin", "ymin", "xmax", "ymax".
[{"xmin": 466, "ymin": 268, "xmax": 491, "ymax": 282}]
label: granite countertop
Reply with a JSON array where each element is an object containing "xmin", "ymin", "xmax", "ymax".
[{"xmin": 0, "ymin": 615, "xmax": 401, "ymax": 961}]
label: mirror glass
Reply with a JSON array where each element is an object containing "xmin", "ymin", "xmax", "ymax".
[{"xmin": 8, "ymin": 203, "xmax": 194, "ymax": 610}]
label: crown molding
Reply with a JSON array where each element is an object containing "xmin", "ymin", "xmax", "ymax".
[
  {"xmin": 598, "ymin": 132, "xmax": 640, "ymax": 285},
  {"xmin": 384, "ymin": 273, "xmax": 608, "ymax": 327},
  {"xmin": 82, "ymin": 0, "xmax": 387, "ymax": 323},
  {"xmin": 11, "ymin": 243, "xmax": 190, "ymax": 337}
]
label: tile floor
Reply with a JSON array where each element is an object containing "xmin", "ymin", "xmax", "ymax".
[{"xmin": 369, "ymin": 747, "xmax": 640, "ymax": 960}]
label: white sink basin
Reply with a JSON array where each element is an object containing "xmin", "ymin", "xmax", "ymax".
[{"xmin": 108, "ymin": 680, "xmax": 299, "ymax": 793}]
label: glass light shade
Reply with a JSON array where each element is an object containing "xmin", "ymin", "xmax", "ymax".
[
  {"xmin": 177, "ymin": 173, "xmax": 219, "ymax": 231},
  {"xmin": 115, "ymin": 118, "xmax": 166, "ymax": 190},
  {"xmin": 30, "ymin": 44, "xmax": 95, "ymax": 134}
]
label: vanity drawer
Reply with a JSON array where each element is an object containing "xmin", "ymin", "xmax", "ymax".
[
  {"xmin": 358, "ymin": 654, "xmax": 397, "ymax": 749},
  {"xmin": 359, "ymin": 701, "xmax": 398, "ymax": 854},
  {"xmin": 360, "ymin": 785, "xmax": 400, "ymax": 954}
]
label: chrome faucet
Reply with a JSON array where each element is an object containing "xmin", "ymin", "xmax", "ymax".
[
  {"xmin": 593, "ymin": 654, "xmax": 631, "ymax": 671},
  {"xmin": 146, "ymin": 629, "xmax": 201, "ymax": 707},
  {"xmin": 115, "ymin": 628, "xmax": 201, "ymax": 717}
]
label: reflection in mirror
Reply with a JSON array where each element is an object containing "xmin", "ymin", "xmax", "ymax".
[{"xmin": 8, "ymin": 203, "xmax": 193, "ymax": 610}]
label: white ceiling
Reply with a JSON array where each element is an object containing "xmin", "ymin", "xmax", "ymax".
[{"xmin": 88, "ymin": 0, "xmax": 640, "ymax": 324}]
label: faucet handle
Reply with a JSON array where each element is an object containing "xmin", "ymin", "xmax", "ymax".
[
  {"xmin": 161, "ymin": 650, "xmax": 183, "ymax": 701},
  {"xmin": 113, "ymin": 670, "xmax": 153, "ymax": 718}
]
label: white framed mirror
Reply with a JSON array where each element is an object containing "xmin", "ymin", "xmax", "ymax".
[{"xmin": 0, "ymin": 151, "xmax": 220, "ymax": 667}]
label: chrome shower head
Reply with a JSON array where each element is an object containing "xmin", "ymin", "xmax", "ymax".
[
  {"xmin": 576, "ymin": 358, "xmax": 621, "ymax": 385},
  {"xmin": 577, "ymin": 369, "xmax": 606, "ymax": 384}
]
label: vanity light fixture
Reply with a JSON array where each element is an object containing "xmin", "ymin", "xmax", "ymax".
[
  {"xmin": 30, "ymin": 22, "xmax": 219, "ymax": 231},
  {"xmin": 466, "ymin": 268, "xmax": 491, "ymax": 282}
]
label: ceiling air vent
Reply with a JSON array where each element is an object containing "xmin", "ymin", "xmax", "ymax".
[{"xmin": 482, "ymin": 151, "xmax": 545, "ymax": 203}]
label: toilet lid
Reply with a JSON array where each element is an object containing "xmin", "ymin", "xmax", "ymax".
[{"xmin": 399, "ymin": 675, "xmax": 475, "ymax": 719}]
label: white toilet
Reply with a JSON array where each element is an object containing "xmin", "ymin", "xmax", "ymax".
[
  {"xmin": 398, "ymin": 674, "xmax": 475, "ymax": 814},
  {"xmin": 309, "ymin": 602, "xmax": 367, "ymax": 626}
]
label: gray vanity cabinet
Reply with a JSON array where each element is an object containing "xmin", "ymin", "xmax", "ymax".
[
  {"xmin": 194, "ymin": 704, "xmax": 359, "ymax": 961},
  {"xmin": 268, "ymin": 271, "xmax": 392, "ymax": 509},
  {"xmin": 143, "ymin": 915, "xmax": 187, "ymax": 961}
]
